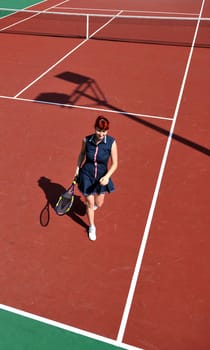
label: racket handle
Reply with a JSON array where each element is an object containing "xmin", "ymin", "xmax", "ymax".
[{"xmin": 73, "ymin": 176, "xmax": 78, "ymax": 184}]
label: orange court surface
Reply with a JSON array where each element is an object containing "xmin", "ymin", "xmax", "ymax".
[{"xmin": 0, "ymin": 0, "xmax": 209, "ymax": 349}]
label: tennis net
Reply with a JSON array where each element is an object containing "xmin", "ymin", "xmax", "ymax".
[{"xmin": 0, "ymin": 7, "xmax": 209, "ymax": 47}]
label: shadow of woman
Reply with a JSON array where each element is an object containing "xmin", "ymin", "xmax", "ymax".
[{"xmin": 38, "ymin": 176, "xmax": 88, "ymax": 230}]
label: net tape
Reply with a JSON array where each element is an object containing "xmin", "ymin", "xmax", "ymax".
[{"xmin": 0, "ymin": 7, "xmax": 209, "ymax": 47}]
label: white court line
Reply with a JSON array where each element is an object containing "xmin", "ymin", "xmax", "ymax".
[
  {"xmin": 0, "ymin": 94, "xmax": 173, "ymax": 121},
  {"xmin": 0, "ymin": 304, "xmax": 143, "ymax": 350},
  {"xmin": 45, "ymin": 0, "xmax": 72, "ymax": 11},
  {"xmin": 53, "ymin": 7, "xmax": 199, "ymax": 16},
  {"xmin": 0, "ymin": 11, "xmax": 45, "ymax": 32},
  {"xmin": 0, "ymin": 1, "xmax": 75, "ymax": 31},
  {"xmin": 56, "ymin": 6, "xmax": 123, "ymax": 12},
  {"xmin": 117, "ymin": 0, "xmax": 206, "ymax": 343}
]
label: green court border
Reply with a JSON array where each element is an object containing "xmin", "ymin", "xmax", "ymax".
[
  {"xmin": 0, "ymin": 308, "xmax": 125, "ymax": 350},
  {"xmin": 0, "ymin": 0, "xmax": 44, "ymax": 17},
  {"xmin": 0, "ymin": 0, "xmax": 42, "ymax": 8},
  {"xmin": 0, "ymin": 305, "xmax": 140, "ymax": 350},
  {"xmin": 0, "ymin": 309, "xmax": 118, "ymax": 350}
]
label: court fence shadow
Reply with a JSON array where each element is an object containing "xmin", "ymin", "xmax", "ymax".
[
  {"xmin": 38, "ymin": 176, "xmax": 88, "ymax": 230},
  {"xmin": 35, "ymin": 71, "xmax": 107, "ymax": 107},
  {"xmin": 34, "ymin": 71, "xmax": 209, "ymax": 157}
]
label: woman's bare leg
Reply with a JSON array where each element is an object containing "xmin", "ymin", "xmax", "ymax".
[
  {"xmin": 86, "ymin": 195, "xmax": 97, "ymax": 241},
  {"xmin": 86, "ymin": 194, "xmax": 95, "ymax": 226},
  {"xmin": 94, "ymin": 193, "xmax": 105, "ymax": 209}
]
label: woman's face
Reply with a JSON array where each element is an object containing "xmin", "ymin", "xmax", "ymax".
[{"xmin": 95, "ymin": 127, "xmax": 108, "ymax": 142}]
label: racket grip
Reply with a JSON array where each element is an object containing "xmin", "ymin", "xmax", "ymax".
[{"xmin": 73, "ymin": 175, "xmax": 78, "ymax": 184}]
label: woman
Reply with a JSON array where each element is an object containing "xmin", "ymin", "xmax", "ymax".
[{"xmin": 75, "ymin": 116, "xmax": 118, "ymax": 241}]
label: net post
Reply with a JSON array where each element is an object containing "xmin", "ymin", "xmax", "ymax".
[{"xmin": 86, "ymin": 14, "xmax": 89, "ymax": 39}]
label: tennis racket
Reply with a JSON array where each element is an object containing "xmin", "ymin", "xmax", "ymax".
[{"xmin": 55, "ymin": 179, "xmax": 77, "ymax": 216}]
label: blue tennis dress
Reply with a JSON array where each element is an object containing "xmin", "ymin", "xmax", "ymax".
[{"xmin": 78, "ymin": 134, "xmax": 115, "ymax": 196}]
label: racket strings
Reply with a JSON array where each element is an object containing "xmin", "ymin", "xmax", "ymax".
[
  {"xmin": 60, "ymin": 195, "xmax": 73, "ymax": 208},
  {"xmin": 56, "ymin": 193, "xmax": 74, "ymax": 214}
]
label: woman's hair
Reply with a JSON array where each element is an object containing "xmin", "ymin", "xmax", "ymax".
[{"xmin": 94, "ymin": 116, "xmax": 109, "ymax": 130}]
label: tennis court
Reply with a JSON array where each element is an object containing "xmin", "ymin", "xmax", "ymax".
[{"xmin": 0, "ymin": 0, "xmax": 209, "ymax": 349}]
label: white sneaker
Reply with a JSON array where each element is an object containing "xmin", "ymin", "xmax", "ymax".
[
  {"xmin": 94, "ymin": 205, "xmax": 98, "ymax": 211},
  {"xmin": 88, "ymin": 225, "xmax": 96, "ymax": 241}
]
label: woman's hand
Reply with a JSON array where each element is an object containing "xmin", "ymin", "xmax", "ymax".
[{"xmin": 99, "ymin": 175, "xmax": 109, "ymax": 186}]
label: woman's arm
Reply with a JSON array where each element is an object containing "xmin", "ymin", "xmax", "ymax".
[
  {"xmin": 100, "ymin": 140, "xmax": 118, "ymax": 186},
  {"xmin": 75, "ymin": 139, "xmax": 86, "ymax": 177}
]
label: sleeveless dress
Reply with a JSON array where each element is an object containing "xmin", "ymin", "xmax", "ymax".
[{"xmin": 78, "ymin": 134, "xmax": 115, "ymax": 196}]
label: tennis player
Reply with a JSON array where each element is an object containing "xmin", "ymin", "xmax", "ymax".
[{"xmin": 75, "ymin": 116, "xmax": 118, "ymax": 241}]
